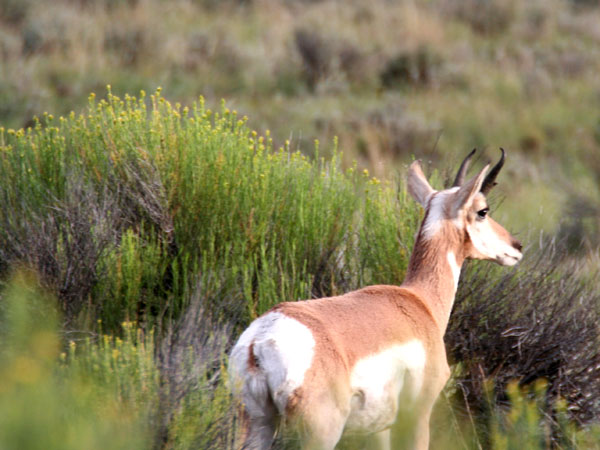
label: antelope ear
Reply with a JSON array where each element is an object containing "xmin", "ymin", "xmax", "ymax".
[
  {"xmin": 453, "ymin": 164, "xmax": 489, "ymax": 212},
  {"xmin": 407, "ymin": 160, "xmax": 435, "ymax": 207}
]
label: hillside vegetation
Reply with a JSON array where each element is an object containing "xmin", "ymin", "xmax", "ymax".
[
  {"xmin": 1, "ymin": 0, "xmax": 600, "ymax": 448},
  {"xmin": 2, "ymin": 0, "xmax": 600, "ymax": 239},
  {"xmin": 0, "ymin": 90, "xmax": 598, "ymax": 448}
]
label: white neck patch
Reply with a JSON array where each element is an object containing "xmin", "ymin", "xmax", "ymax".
[{"xmin": 447, "ymin": 250, "xmax": 461, "ymax": 289}]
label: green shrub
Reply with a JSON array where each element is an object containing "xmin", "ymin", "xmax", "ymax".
[
  {"xmin": 0, "ymin": 272, "xmax": 151, "ymax": 450},
  {"xmin": 447, "ymin": 239, "xmax": 600, "ymax": 443},
  {"xmin": 0, "ymin": 89, "xmax": 421, "ymax": 332},
  {"xmin": 2, "ymin": 88, "xmax": 600, "ymax": 448},
  {"xmin": 0, "ymin": 271, "xmax": 236, "ymax": 449}
]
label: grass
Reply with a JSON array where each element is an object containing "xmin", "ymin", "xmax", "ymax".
[
  {"xmin": 0, "ymin": 272, "xmax": 152, "ymax": 450},
  {"xmin": 3, "ymin": 0, "xmax": 600, "ymax": 238},
  {"xmin": 2, "ymin": 0, "xmax": 600, "ymax": 447},
  {"xmin": 0, "ymin": 89, "xmax": 599, "ymax": 448},
  {"xmin": 0, "ymin": 88, "xmax": 423, "ymax": 332}
]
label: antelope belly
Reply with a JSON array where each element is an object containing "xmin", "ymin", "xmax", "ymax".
[{"xmin": 345, "ymin": 340, "xmax": 426, "ymax": 432}]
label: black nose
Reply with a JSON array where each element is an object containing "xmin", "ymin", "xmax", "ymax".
[{"xmin": 512, "ymin": 239, "xmax": 522, "ymax": 252}]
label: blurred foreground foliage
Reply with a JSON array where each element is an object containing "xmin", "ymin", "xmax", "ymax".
[{"xmin": 0, "ymin": 272, "xmax": 151, "ymax": 450}]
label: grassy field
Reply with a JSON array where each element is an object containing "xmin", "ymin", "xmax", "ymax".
[
  {"xmin": 0, "ymin": 89, "xmax": 598, "ymax": 448},
  {"xmin": 1, "ymin": 0, "xmax": 600, "ymax": 448},
  {"xmin": 3, "ymin": 0, "xmax": 600, "ymax": 238}
]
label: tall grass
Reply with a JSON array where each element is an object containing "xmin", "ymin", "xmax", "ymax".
[
  {"xmin": 0, "ymin": 88, "xmax": 421, "ymax": 333},
  {"xmin": 1, "ymin": 90, "xmax": 600, "ymax": 448},
  {"xmin": 0, "ymin": 271, "xmax": 239, "ymax": 449},
  {"xmin": 2, "ymin": 266, "xmax": 599, "ymax": 449},
  {"xmin": 447, "ymin": 237, "xmax": 600, "ymax": 444},
  {"xmin": 3, "ymin": 0, "xmax": 600, "ymax": 240},
  {"xmin": 0, "ymin": 272, "xmax": 151, "ymax": 450}
]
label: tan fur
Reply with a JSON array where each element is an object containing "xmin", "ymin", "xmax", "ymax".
[
  {"xmin": 490, "ymin": 217, "xmax": 522, "ymax": 251},
  {"xmin": 267, "ymin": 216, "xmax": 463, "ymax": 445},
  {"xmin": 272, "ymin": 286, "xmax": 441, "ymax": 396},
  {"xmin": 405, "ymin": 214, "xmax": 465, "ymax": 329}
]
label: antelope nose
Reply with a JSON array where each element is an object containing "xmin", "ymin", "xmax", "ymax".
[{"xmin": 512, "ymin": 239, "xmax": 522, "ymax": 252}]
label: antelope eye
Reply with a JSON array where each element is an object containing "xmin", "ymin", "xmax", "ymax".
[{"xmin": 477, "ymin": 208, "xmax": 489, "ymax": 219}]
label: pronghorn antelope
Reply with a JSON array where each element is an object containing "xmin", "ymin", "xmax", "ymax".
[{"xmin": 229, "ymin": 149, "xmax": 522, "ymax": 450}]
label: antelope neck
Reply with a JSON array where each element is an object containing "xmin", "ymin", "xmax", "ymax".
[{"xmin": 402, "ymin": 223, "xmax": 465, "ymax": 331}]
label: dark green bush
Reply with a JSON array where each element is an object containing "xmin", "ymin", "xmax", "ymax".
[
  {"xmin": 448, "ymin": 239, "xmax": 600, "ymax": 438},
  {"xmin": 0, "ymin": 89, "xmax": 419, "ymax": 332}
]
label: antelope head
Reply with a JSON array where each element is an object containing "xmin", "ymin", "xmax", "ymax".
[{"xmin": 408, "ymin": 148, "xmax": 523, "ymax": 266}]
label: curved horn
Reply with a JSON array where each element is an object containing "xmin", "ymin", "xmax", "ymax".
[
  {"xmin": 480, "ymin": 148, "xmax": 505, "ymax": 195},
  {"xmin": 452, "ymin": 148, "xmax": 477, "ymax": 187}
]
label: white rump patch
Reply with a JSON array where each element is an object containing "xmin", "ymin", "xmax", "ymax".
[
  {"xmin": 346, "ymin": 340, "xmax": 427, "ymax": 432},
  {"xmin": 229, "ymin": 312, "xmax": 316, "ymax": 415}
]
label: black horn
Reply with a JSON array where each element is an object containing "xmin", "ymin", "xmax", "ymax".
[
  {"xmin": 480, "ymin": 148, "xmax": 505, "ymax": 195},
  {"xmin": 452, "ymin": 148, "xmax": 477, "ymax": 187}
]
